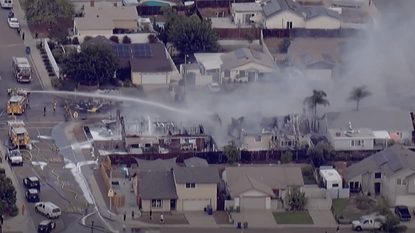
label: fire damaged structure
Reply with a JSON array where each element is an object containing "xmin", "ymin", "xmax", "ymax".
[{"xmin": 227, "ymin": 114, "xmax": 312, "ymax": 151}]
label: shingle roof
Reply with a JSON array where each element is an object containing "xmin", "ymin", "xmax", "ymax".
[
  {"xmin": 229, "ymin": 175, "xmax": 275, "ymax": 198},
  {"xmin": 305, "ymin": 6, "xmax": 340, "ymax": 20},
  {"xmin": 138, "ymin": 171, "xmax": 177, "ymax": 199},
  {"xmin": 232, "ymin": 2, "xmax": 262, "ymax": 12},
  {"xmin": 184, "ymin": 157, "xmax": 209, "ymax": 167},
  {"xmin": 220, "ymin": 48, "xmax": 276, "ymax": 71},
  {"xmin": 224, "ymin": 166, "xmax": 304, "ymax": 190},
  {"xmin": 74, "ymin": 17, "xmax": 114, "ymax": 30},
  {"xmin": 173, "ymin": 167, "xmax": 220, "ymax": 184},
  {"xmin": 130, "ymin": 43, "xmax": 172, "ymax": 73},
  {"xmin": 262, "ymin": 0, "xmax": 304, "ymax": 18},
  {"xmin": 83, "ymin": 5, "xmax": 138, "ymax": 21},
  {"xmin": 345, "ymin": 145, "xmax": 415, "ymax": 180},
  {"xmin": 84, "ymin": 36, "xmax": 116, "ymax": 45},
  {"xmin": 325, "ymin": 109, "xmax": 413, "ymax": 132},
  {"xmin": 134, "ymin": 158, "xmax": 178, "ymax": 172}
]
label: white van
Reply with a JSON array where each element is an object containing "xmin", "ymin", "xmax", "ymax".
[
  {"xmin": 1, "ymin": 0, "xmax": 13, "ymax": 8},
  {"xmin": 34, "ymin": 202, "xmax": 61, "ymax": 219}
]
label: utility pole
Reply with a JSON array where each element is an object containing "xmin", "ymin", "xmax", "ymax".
[
  {"xmin": 184, "ymin": 54, "xmax": 189, "ymax": 96},
  {"xmin": 109, "ymin": 168, "xmax": 113, "ymax": 211}
]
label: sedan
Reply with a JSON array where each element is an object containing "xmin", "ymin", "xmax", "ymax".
[
  {"xmin": 8, "ymin": 17, "xmax": 19, "ymax": 28},
  {"xmin": 208, "ymin": 82, "xmax": 220, "ymax": 93}
]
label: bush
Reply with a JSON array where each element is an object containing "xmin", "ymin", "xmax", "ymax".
[
  {"xmin": 122, "ymin": 35, "xmax": 131, "ymax": 44},
  {"xmin": 109, "ymin": 36, "xmax": 119, "ymax": 44},
  {"xmin": 72, "ymin": 36, "xmax": 79, "ymax": 45},
  {"xmin": 49, "ymin": 73, "xmax": 56, "ymax": 77},
  {"xmin": 52, "ymin": 48, "xmax": 64, "ymax": 64},
  {"xmin": 9, "ymin": 204, "xmax": 19, "ymax": 217},
  {"xmin": 42, "ymin": 55, "xmax": 48, "ymax": 59},
  {"xmin": 83, "ymin": 36, "xmax": 93, "ymax": 42},
  {"xmin": 355, "ymin": 196, "xmax": 374, "ymax": 211},
  {"xmin": 51, "ymin": 78, "xmax": 62, "ymax": 89},
  {"xmin": 281, "ymin": 150, "xmax": 293, "ymax": 164},
  {"xmin": 148, "ymin": 34, "xmax": 157, "ymax": 43},
  {"xmin": 47, "ymin": 41, "xmax": 55, "ymax": 50},
  {"xmin": 301, "ymin": 166, "xmax": 314, "ymax": 178}
]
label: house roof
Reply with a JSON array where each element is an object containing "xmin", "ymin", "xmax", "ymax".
[
  {"xmin": 173, "ymin": 167, "xmax": 220, "ymax": 184},
  {"xmin": 325, "ymin": 109, "xmax": 413, "ymax": 132},
  {"xmin": 224, "ymin": 166, "xmax": 304, "ymax": 190},
  {"xmin": 305, "ymin": 6, "xmax": 340, "ymax": 20},
  {"xmin": 262, "ymin": 0, "xmax": 304, "ymax": 18},
  {"xmin": 84, "ymin": 36, "xmax": 116, "ymax": 45},
  {"xmin": 74, "ymin": 17, "xmax": 114, "ymax": 30},
  {"xmin": 232, "ymin": 2, "xmax": 262, "ymax": 12},
  {"xmin": 300, "ymin": 53, "xmax": 337, "ymax": 68},
  {"xmin": 138, "ymin": 171, "xmax": 178, "ymax": 199},
  {"xmin": 184, "ymin": 157, "xmax": 209, "ymax": 167},
  {"xmin": 345, "ymin": 145, "xmax": 415, "ymax": 180},
  {"xmin": 220, "ymin": 48, "xmax": 276, "ymax": 71},
  {"xmin": 229, "ymin": 174, "xmax": 275, "ymax": 198},
  {"xmin": 83, "ymin": 5, "xmax": 138, "ymax": 21},
  {"xmin": 130, "ymin": 43, "xmax": 172, "ymax": 73},
  {"xmin": 133, "ymin": 158, "xmax": 178, "ymax": 172}
]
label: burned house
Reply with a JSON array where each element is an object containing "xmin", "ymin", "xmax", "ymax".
[{"xmin": 227, "ymin": 114, "xmax": 311, "ymax": 151}]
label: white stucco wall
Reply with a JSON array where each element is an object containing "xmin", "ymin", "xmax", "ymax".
[
  {"xmin": 265, "ymin": 12, "xmax": 305, "ymax": 29},
  {"xmin": 305, "ymin": 16, "xmax": 341, "ymax": 29}
]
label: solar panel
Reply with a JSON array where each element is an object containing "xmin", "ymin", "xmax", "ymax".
[
  {"xmin": 373, "ymin": 153, "xmax": 387, "ymax": 165},
  {"xmin": 251, "ymin": 51, "xmax": 262, "ymax": 60},
  {"xmin": 235, "ymin": 48, "xmax": 246, "ymax": 59},
  {"xmin": 132, "ymin": 44, "xmax": 153, "ymax": 58},
  {"xmin": 384, "ymin": 151, "xmax": 403, "ymax": 172}
]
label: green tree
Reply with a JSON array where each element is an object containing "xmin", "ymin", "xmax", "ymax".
[
  {"xmin": 285, "ymin": 185, "xmax": 308, "ymax": 211},
  {"xmin": 22, "ymin": 0, "xmax": 75, "ymax": 24},
  {"xmin": 375, "ymin": 197, "xmax": 392, "ymax": 216},
  {"xmin": 348, "ymin": 85, "xmax": 371, "ymax": 111},
  {"xmin": 371, "ymin": 215, "xmax": 408, "ymax": 233},
  {"xmin": 153, "ymin": 6, "xmax": 179, "ymax": 45},
  {"xmin": 0, "ymin": 174, "xmax": 17, "ymax": 216},
  {"xmin": 246, "ymin": 33, "xmax": 255, "ymax": 47},
  {"xmin": 61, "ymin": 43, "xmax": 119, "ymax": 85},
  {"xmin": 303, "ymin": 90, "xmax": 330, "ymax": 117},
  {"xmin": 223, "ymin": 140, "xmax": 240, "ymax": 165},
  {"xmin": 48, "ymin": 25, "xmax": 70, "ymax": 45},
  {"xmin": 307, "ymin": 141, "xmax": 333, "ymax": 167},
  {"xmin": 281, "ymin": 150, "xmax": 293, "ymax": 164}
]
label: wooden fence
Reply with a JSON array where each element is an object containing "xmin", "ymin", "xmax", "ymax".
[
  {"xmin": 262, "ymin": 28, "xmax": 366, "ymax": 38},
  {"xmin": 217, "ymin": 28, "xmax": 261, "ymax": 39}
]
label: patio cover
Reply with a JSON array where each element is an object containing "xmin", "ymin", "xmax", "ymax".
[{"xmin": 373, "ymin": 131, "xmax": 391, "ymax": 139}]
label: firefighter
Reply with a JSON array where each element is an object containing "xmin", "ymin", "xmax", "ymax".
[
  {"xmin": 13, "ymin": 88, "xmax": 17, "ymax": 95},
  {"xmin": 7, "ymin": 88, "xmax": 11, "ymax": 96},
  {"xmin": 52, "ymin": 100, "xmax": 57, "ymax": 111},
  {"xmin": 73, "ymin": 111, "xmax": 78, "ymax": 119}
]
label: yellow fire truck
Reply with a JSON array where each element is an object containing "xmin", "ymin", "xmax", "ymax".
[
  {"xmin": 8, "ymin": 120, "xmax": 30, "ymax": 148},
  {"xmin": 7, "ymin": 88, "xmax": 30, "ymax": 115}
]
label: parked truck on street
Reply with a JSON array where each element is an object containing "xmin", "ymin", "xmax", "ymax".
[
  {"xmin": 352, "ymin": 215, "xmax": 385, "ymax": 231},
  {"xmin": 12, "ymin": 57, "xmax": 32, "ymax": 82}
]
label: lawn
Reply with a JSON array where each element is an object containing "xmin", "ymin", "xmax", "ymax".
[
  {"xmin": 273, "ymin": 211, "xmax": 314, "ymax": 224},
  {"xmin": 332, "ymin": 198, "xmax": 371, "ymax": 222}
]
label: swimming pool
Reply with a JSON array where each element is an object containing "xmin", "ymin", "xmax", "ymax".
[{"xmin": 143, "ymin": 1, "xmax": 170, "ymax": 6}]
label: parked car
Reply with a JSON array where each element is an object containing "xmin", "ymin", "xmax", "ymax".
[
  {"xmin": 352, "ymin": 215, "xmax": 384, "ymax": 231},
  {"xmin": 25, "ymin": 189, "xmax": 40, "ymax": 202},
  {"xmin": 6, "ymin": 149, "xmax": 23, "ymax": 166},
  {"xmin": 208, "ymin": 82, "xmax": 220, "ymax": 93},
  {"xmin": 395, "ymin": 205, "xmax": 411, "ymax": 221},
  {"xmin": 34, "ymin": 202, "xmax": 61, "ymax": 219},
  {"xmin": 38, "ymin": 220, "xmax": 56, "ymax": 233},
  {"xmin": 7, "ymin": 17, "xmax": 19, "ymax": 28},
  {"xmin": 23, "ymin": 176, "xmax": 41, "ymax": 190}
]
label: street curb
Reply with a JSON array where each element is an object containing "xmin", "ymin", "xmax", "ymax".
[{"xmin": 28, "ymin": 53, "xmax": 46, "ymax": 90}]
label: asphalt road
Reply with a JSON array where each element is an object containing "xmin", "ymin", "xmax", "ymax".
[{"xmin": 122, "ymin": 227, "xmax": 357, "ymax": 233}]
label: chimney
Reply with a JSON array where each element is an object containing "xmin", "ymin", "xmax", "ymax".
[{"xmin": 90, "ymin": 0, "xmax": 94, "ymax": 7}]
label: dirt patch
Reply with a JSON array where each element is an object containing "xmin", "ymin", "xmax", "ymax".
[
  {"xmin": 139, "ymin": 212, "xmax": 189, "ymax": 224},
  {"xmin": 198, "ymin": 7, "xmax": 230, "ymax": 17},
  {"xmin": 213, "ymin": 211, "xmax": 232, "ymax": 224},
  {"xmin": 27, "ymin": 18, "xmax": 73, "ymax": 39}
]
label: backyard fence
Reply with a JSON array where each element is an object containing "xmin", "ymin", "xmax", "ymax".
[
  {"xmin": 328, "ymin": 188, "xmax": 350, "ymax": 199},
  {"xmin": 262, "ymin": 28, "xmax": 367, "ymax": 38},
  {"xmin": 217, "ymin": 28, "xmax": 261, "ymax": 39}
]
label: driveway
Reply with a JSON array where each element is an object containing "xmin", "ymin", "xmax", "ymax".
[
  {"xmin": 231, "ymin": 210, "xmax": 278, "ymax": 228},
  {"xmin": 184, "ymin": 212, "xmax": 217, "ymax": 228},
  {"xmin": 308, "ymin": 210, "xmax": 338, "ymax": 227}
]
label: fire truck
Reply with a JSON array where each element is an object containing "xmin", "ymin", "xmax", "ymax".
[
  {"xmin": 8, "ymin": 120, "xmax": 30, "ymax": 148},
  {"xmin": 7, "ymin": 89, "xmax": 30, "ymax": 115},
  {"xmin": 12, "ymin": 57, "xmax": 32, "ymax": 82}
]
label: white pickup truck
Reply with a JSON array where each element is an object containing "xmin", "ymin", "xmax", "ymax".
[
  {"xmin": 352, "ymin": 215, "xmax": 385, "ymax": 231},
  {"xmin": 7, "ymin": 149, "xmax": 23, "ymax": 166}
]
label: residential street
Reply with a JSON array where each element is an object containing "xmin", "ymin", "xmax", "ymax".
[{"xmin": 125, "ymin": 227, "xmax": 356, "ymax": 233}]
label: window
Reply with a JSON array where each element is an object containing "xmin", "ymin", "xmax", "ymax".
[
  {"xmin": 239, "ymin": 71, "xmax": 246, "ymax": 77},
  {"xmin": 332, "ymin": 183, "xmax": 339, "ymax": 187},
  {"xmin": 402, "ymin": 179, "xmax": 407, "ymax": 185},
  {"xmin": 255, "ymin": 135, "xmax": 262, "ymax": 142},
  {"xmin": 397, "ymin": 178, "xmax": 406, "ymax": 185},
  {"xmin": 224, "ymin": 70, "xmax": 230, "ymax": 77},
  {"xmin": 151, "ymin": 199, "xmax": 162, "ymax": 208},
  {"xmin": 375, "ymin": 172, "xmax": 382, "ymax": 179},
  {"xmin": 351, "ymin": 140, "xmax": 364, "ymax": 147},
  {"xmin": 185, "ymin": 183, "xmax": 196, "ymax": 189}
]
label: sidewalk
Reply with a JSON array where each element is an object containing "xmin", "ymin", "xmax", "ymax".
[
  {"xmin": 12, "ymin": 0, "xmax": 53, "ymax": 90},
  {"xmin": 0, "ymin": 142, "xmax": 28, "ymax": 233}
]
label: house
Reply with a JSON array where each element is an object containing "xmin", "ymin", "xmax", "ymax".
[
  {"xmin": 135, "ymin": 171, "xmax": 178, "ymax": 212},
  {"xmin": 344, "ymin": 145, "xmax": 415, "ymax": 206},
  {"xmin": 173, "ymin": 167, "xmax": 221, "ymax": 211},
  {"xmin": 297, "ymin": 53, "xmax": 339, "ymax": 80},
  {"xmin": 184, "ymin": 157, "xmax": 209, "ymax": 167},
  {"xmin": 230, "ymin": 0, "xmax": 341, "ymax": 29},
  {"xmin": 304, "ymin": 6, "xmax": 341, "ymax": 29},
  {"xmin": 74, "ymin": 5, "xmax": 139, "ymax": 35},
  {"xmin": 194, "ymin": 48, "xmax": 276, "ymax": 84},
  {"xmin": 320, "ymin": 109, "xmax": 414, "ymax": 151},
  {"xmin": 222, "ymin": 166, "xmax": 304, "ymax": 209}
]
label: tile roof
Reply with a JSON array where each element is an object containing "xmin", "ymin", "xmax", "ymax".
[
  {"xmin": 229, "ymin": 175, "xmax": 275, "ymax": 198},
  {"xmin": 325, "ymin": 109, "xmax": 413, "ymax": 132},
  {"xmin": 184, "ymin": 157, "xmax": 209, "ymax": 167},
  {"xmin": 345, "ymin": 145, "xmax": 415, "ymax": 180},
  {"xmin": 138, "ymin": 171, "xmax": 178, "ymax": 199},
  {"xmin": 173, "ymin": 167, "xmax": 221, "ymax": 184}
]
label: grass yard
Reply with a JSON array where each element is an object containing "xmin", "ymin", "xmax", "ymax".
[
  {"xmin": 332, "ymin": 198, "xmax": 370, "ymax": 222},
  {"xmin": 273, "ymin": 211, "xmax": 314, "ymax": 224}
]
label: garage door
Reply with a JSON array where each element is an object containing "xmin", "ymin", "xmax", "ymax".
[
  {"xmin": 307, "ymin": 69, "xmax": 332, "ymax": 80},
  {"xmin": 183, "ymin": 199, "xmax": 211, "ymax": 211},
  {"xmin": 240, "ymin": 197, "xmax": 266, "ymax": 209},
  {"xmin": 396, "ymin": 195, "xmax": 415, "ymax": 206},
  {"xmin": 142, "ymin": 73, "xmax": 167, "ymax": 84}
]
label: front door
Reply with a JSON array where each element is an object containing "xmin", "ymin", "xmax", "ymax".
[
  {"xmin": 170, "ymin": 199, "xmax": 176, "ymax": 210},
  {"xmin": 374, "ymin": 182, "xmax": 381, "ymax": 195}
]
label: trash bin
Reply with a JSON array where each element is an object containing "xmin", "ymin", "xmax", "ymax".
[
  {"xmin": 207, "ymin": 205, "xmax": 213, "ymax": 215},
  {"xmin": 237, "ymin": 222, "xmax": 241, "ymax": 229},
  {"xmin": 25, "ymin": 46, "xmax": 31, "ymax": 55},
  {"xmin": 229, "ymin": 206, "xmax": 234, "ymax": 212},
  {"xmin": 243, "ymin": 222, "xmax": 248, "ymax": 229}
]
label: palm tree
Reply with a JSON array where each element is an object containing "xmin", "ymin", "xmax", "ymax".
[
  {"xmin": 348, "ymin": 86, "xmax": 371, "ymax": 111},
  {"xmin": 303, "ymin": 90, "xmax": 330, "ymax": 117}
]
